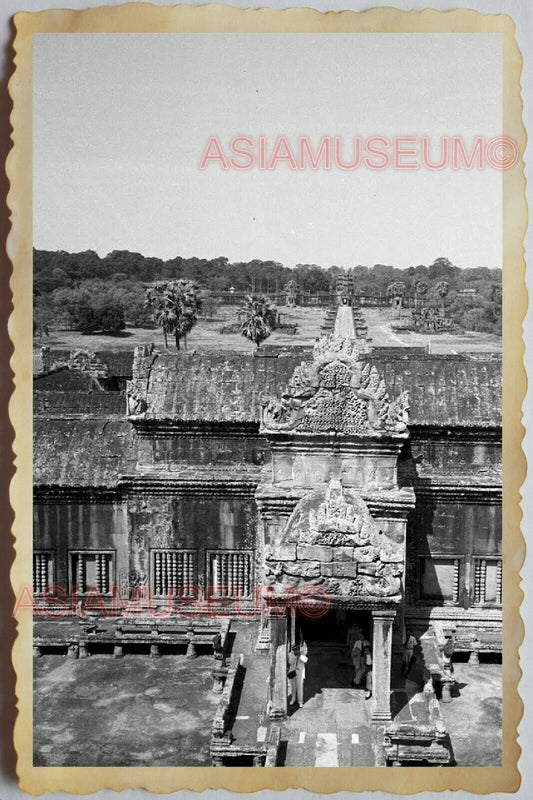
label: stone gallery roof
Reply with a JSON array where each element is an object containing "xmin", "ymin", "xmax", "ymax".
[
  {"xmin": 34, "ymin": 417, "xmax": 136, "ymax": 487},
  {"xmin": 139, "ymin": 351, "xmax": 501, "ymax": 428},
  {"xmin": 33, "ymin": 348, "xmax": 501, "ymax": 488},
  {"xmin": 36, "ymin": 348, "xmax": 134, "ymax": 378},
  {"xmin": 34, "ymin": 391, "xmax": 125, "ymax": 418},
  {"xmin": 33, "ymin": 369, "xmax": 100, "ymax": 392},
  {"xmin": 138, "ymin": 352, "xmax": 301, "ymax": 424}
]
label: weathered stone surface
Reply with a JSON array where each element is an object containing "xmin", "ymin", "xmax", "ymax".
[
  {"xmin": 281, "ymin": 562, "xmax": 322, "ymax": 579},
  {"xmin": 331, "ymin": 546, "xmax": 354, "ymax": 561},
  {"xmin": 321, "ymin": 561, "xmax": 359, "ymax": 578},
  {"xmin": 352, "ymin": 545, "xmax": 378, "ymax": 563},
  {"xmin": 297, "ymin": 545, "xmax": 333, "ymax": 562},
  {"xmin": 357, "ymin": 562, "xmax": 379, "ymax": 576},
  {"xmin": 380, "ymin": 546, "xmax": 404, "ymax": 563},
  {"xmin": 33, "ymin": 417, "xmax": 136, "ymax": 486},
  {"xmin": 265, "ymin": 545, "xmax": 296, "ymax": 561}
]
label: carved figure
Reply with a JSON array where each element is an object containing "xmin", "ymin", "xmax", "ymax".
[{"xmin": 126, "ymin": 386, "xmax": 147, "ymax": 417}]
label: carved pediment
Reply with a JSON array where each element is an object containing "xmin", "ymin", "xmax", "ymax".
[
  {"xmin": 260, "ymin": 335, "xmax": 409, "ymax": 436},
  {"xmin": 264, "ymin": 479, "xmax": 404, "ymax": 600}
]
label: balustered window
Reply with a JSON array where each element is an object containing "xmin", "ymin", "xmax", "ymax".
[
  {"xmin": 151, "ymin": 550, "xmax": 197, "ymax": 598},
  {"xmin": 33, "ymin": 551, "xmax": 54, "ymax": 595},
  {"xmin": 70, "ymin": 551, "xmax": 114, "ymax": 595},
  {"xmin": 208, "ymin": 550, "xmax": 253, "ymax": 599},
  {"xmin": 473, "ymin": 557, "xmax": 502, "ymax": 605},
  {"xmin": 419, "ymin": 556, "xmax": 461, "ymax": 605}
]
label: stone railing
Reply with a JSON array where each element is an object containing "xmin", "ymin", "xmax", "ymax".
[
  {"xmin": 264, "ymin": 725, "xmax": 282, "ymax": 766},
  {"xmin": 33, "ymin": 617, "xmax": 231, "ymax": 662},
  {"xmin": 211, "ymin": 653, "xmax": 243, "ymax": 744},
  {"xmin": 383, "ymin": 676, "xmax": 450, "ymax": 766}
]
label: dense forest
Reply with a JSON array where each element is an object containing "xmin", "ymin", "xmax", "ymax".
[{"xmin": 33, "ymin": 249, "xmax": 502, "ymax": 335}]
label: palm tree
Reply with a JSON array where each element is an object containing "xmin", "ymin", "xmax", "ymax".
[
  {"xmin": 145, "ymin": 280, "xmax": 202, "ymax": 350},
  {"xmin": 435, "ymin": 280, "xmax": 450, "ymax": 317},
  {"xmin": 413, "ymin": 279, "xmax": 428, "ymax": 310},
  {"xmin": 239, "ymin": 294, "xmax": 277, "ymax": 349}
]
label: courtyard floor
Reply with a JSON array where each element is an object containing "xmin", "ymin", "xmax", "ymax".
[
  {"xmin": 33, "ymin": 652, "xmax": 220, "ymax": 766},
  {"xmin": 280, "ymin": 642, "xmax": 376, "ymax": 766},
  {"xmin": 33, "ymin": 628, "xmax": 502, "ymax": 768},
  {"xmin": 439, "ymin": 660, "xmax": 502, "ymax": 766}
]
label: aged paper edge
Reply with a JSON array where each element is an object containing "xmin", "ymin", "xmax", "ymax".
[{"xmin": 6, "ymin": 3, "xmax": 527, "ymax": 795}]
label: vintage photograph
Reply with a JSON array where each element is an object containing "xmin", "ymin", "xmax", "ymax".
[{"xmin": 29, "ymin": 29, "xmax": 505, "ymax": 771}]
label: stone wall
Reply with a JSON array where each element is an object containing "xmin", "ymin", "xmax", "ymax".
[
  {"xmin": 135, "ymin": 431, "xmax": 268, "ymax": 472},
  {"xmin": 33, "ymin": 502, "xmax": 128, "ymax": 593},
  {"xmin": 125, "ymin": 493, "xmax": 257, "ymax": 598}
]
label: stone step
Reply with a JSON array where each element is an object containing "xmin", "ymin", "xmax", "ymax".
[{"xmin": 282, "ymin": 729, "xmax": 376, "ymax": 767}]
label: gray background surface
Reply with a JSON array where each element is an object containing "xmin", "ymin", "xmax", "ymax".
[{"xmin": 0, "ymin": 0, "xmax": 530, "ymax": 798}]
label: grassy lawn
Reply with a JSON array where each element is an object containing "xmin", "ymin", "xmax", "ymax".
[{"xmin": 33, "ymin": 305, "xmax": 501, "ymax": 363}]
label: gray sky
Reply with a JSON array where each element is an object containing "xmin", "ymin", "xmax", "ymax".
[{"xmin": 33, "ymin": 33, "xmax": 502, "ymax": 268}]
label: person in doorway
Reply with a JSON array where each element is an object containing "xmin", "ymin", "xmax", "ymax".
[
  {"xmin": 363, "ymin": 642, "xmax": 373, "ymax": 699},
  {"xmin": 288, "ymin": 643, "xmax": 307, "ymax": 708},
  {"xmin": 352, "ymin": 628, "xmax": 369, "ymax": 687},
  {"xmin": 401, "ymin": 627, "xmax": 418, "ymax": 677}
]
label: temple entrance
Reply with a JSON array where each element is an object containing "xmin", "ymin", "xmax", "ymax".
[
  {"xmin": 288, "ymin": 608, "xmax": 373, "ymax": 697},
  {"xmin": 281, "ymin": 607, "xmax": 377, "ymax": 766},
  {"xmin": 291, "ymin": 608, "xmax": 372, "ymax": 650}
]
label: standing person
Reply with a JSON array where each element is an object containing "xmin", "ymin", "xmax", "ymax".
[
  {"xmin": 287, "ymin": 643, "xmax": 307, "ymax": 708},
  {"xmin": 401, "ymin": 627, "xmax": 418, "ymax": 677},
  {"xmin": 352, "ymin": 629, "xmax": 369, "ymax": 687},
  {"xmin": 363, "ymin": 642, "xmax": 373, "ymax": 700},
  {"xmin": 296, "ymin": 640, "xmax": 308, "ymax": 707},
  {"xmin": 287, "ymin": 645, "xmax": 298, "ymax": 705}
]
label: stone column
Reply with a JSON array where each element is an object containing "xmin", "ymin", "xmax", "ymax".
[
  {"xmin": 371, "ymin": 608, "xmax": 396, "ymax": 723},
  {"xmin": 269, "ymin": 608, "xmax": 288, "ymax": 718}
]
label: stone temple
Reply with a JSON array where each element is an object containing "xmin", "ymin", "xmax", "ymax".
[{"xmin": 33, "ymin": 301, "xmax": 502, "ymax": 767}]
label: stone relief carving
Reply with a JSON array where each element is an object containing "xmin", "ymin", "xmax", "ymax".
[
  {"xmin": 119, "ymin": 569, "xmax": 148, "ymax": 595},
  {"xmin": 265, "ymin": 479, "xmax": 404, "ymax": 600},
  {"xmin": 309, "ymin": 479, "xmax": 369, "ymax": 543},
  {"xmin": 126, "ymin": 382, "xmax": 148, "ymax": 418},
  {"xmin": 260, "ymin": 334, "xmax": 409, "ymax": 436}
]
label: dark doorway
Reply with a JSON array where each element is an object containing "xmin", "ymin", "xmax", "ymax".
[
  {"xmin": 287, "ymin": 608, "xmax": 373, "ymax": 697},
  {"xmin": 291, "ymin": 608, "xmax": 372, "ymax": 647}
]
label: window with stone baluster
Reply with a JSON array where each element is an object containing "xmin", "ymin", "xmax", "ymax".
[
  {"xmin": 151, "ymin": 549, "xmax": 197, "ymax": 598},
  {"xmin": 418, "ymin": 555, "xmax": 462, "ymax": 605},
  {"xmin": 473, "ymin": 557, "xmax": 502, "ymax": 606},
  {"xmin": 33, "ymin": 551, "xmax": 54, "ymax": 595},
  {"xmin": 207, "ymin": 549, "xmax": 253, "ymax": 599},
  {"xmin": 69, "ymin": 551, "xmax": 114, "ymax": 595}
]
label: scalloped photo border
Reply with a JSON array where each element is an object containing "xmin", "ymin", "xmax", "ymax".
[{"xmin": 6, "ymin": 3, "xmax": 527, "ymax": 794}]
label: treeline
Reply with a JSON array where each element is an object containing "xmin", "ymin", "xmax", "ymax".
[{"xmin": 33, "ymin": 249, "xmax": 502, "ymax": 335}]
